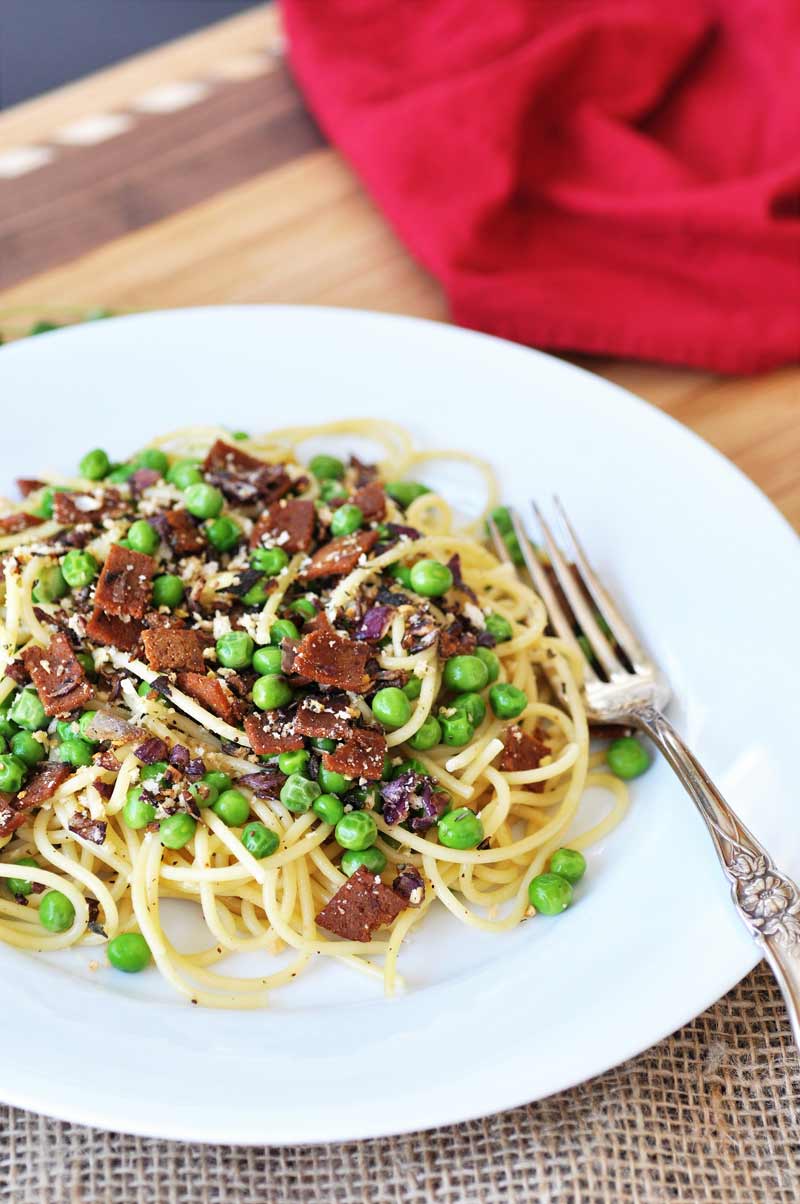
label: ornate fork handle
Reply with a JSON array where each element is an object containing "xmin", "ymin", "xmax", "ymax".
[{"xmin": 632, "ymin": 704, "xmax": 800, "ymax": 1045}]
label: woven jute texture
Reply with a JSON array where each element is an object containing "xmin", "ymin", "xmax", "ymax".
[{"xmin": 1, "ymin": 961, "xmax": 798, "ymax": 1204}]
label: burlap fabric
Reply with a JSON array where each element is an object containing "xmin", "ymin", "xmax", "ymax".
[{"xmin": 2, "ymin": 962, "xmax": 797, "ymax": 1204}]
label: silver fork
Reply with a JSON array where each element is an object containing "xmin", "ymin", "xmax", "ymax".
[{"xmin": 489, "ymin": 501, "xmax": 800, "ymax": 1048}]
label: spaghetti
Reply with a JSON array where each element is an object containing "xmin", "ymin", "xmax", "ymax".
[{"xmin": 0, "ymin": 421, "xmax": 629, "ymax": 1006}]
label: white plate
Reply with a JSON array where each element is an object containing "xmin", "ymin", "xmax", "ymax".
[{"xmin": 0, "ymin": 307, "xmax": 797, "ymax": 1144}]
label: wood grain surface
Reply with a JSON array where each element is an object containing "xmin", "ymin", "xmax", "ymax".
[{"xmin": 0, "ymin": 5, "xmax": 797, "ymax": 529}]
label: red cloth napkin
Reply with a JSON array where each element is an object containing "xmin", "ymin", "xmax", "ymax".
[{"xmin": 282, "ymin": 0, "xmax": 800, "ymax": 374}]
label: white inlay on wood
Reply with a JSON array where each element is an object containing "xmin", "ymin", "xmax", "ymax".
[
  {"xmin": 132, "ymin": 81, "xmax": 210, "ymax": 114},
  {"xmin": 54, "ymin": 113, "xmax": 134, "ymax": 146},
  {"xmin": 0, "ymin": 146, "xmax": 54, "ymax": 178}
]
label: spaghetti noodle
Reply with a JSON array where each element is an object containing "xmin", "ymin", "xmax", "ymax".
[{"xmin": 0, "ymin": 421, "xmax": 629, "ymax": 1006}]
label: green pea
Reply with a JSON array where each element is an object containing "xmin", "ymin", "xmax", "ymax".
[
  {"xmin": 106, "ymin": 464, "xmax": 135, "ymax": 484},
  {"xmin": 335, "ymin": 810, "xmax": 377, "ymax": 851},
  {"xmin": 183, "ymin": 482, "xmax": 223, "ymax": 519},
  {"xmin": 206, "ymin": 515, "xmax": 241, "ymax": 552},
  {"xmin": 33, "ymin": 564, "xmax": 68, "ymax": 603},
  {"xmin": 330, "ymin": 504, "xmax": 363, "ymax": 538},
  {"xmin": 439, "ymin": 712, "xmax": 473, "ymax": 747},
  {"xmin": 0, "ymin": 699, "xmax": 17, "ymax": 742},
  {"xmin": 312, "ymin": 793, "xmax": 345, "ymax": 825},
  {"xmin": 443, "ymin": 655, "xmax": 489, "ymax": 694},
  {"xmin": 76, "ymin": 651, "xmax": 96, "ymax": 679},
  {"xmin": 212, "ymin": 789, "xmax": 250, "ymax": 827},
  {"xmin": 133, "ymin": 448, "xmax": 169, "ymax": 475},
  {"xmin": 489, "ymin": 683, "xmax": 528, "ymax": 720},
  {"xmin": 475, "ymin": 646, "xmax": 500, "ymax": 683},
  {"xmin": 403, "ymin": 676, "xmax": 422, "ymax": 701},
  {"xmin": 390, "ymin": 758, "xmax": 427, "ymax": 779},
  {"xmin": 61, "ymin": 550, "xmax": 98, "ymax": 589},
  {"xmin": 386, "ymin": 481, "xmax": 430, "ymax": 508},
  {"xmin": 189, "ymin": 780, "xmax": 218, "ymax": 808},
  {"xmin": 9, "ymin": 689, "xmax": 47, "ymax": 732},
  {"xmin": 270, "ymin": 619, "xmax": 300, "ymax": 646},
  {"xmin": 318, "ymin": 766, "xmax": 352, "ymax": 795},
  {"xmin": 312, "ymin": 737, "xmax": 337, "ymax": 753},
  {"xmin": 503, "ymin": 531, "xmax": 525, "ymax": 566},
  {"xmin": 485, "ymin": 612, "xmax": 513, "ymax": 642},
  {"xmin": 549, "ymin": 848, "xmax": 586, "ymax": 884},
  {"xmin": 388, "ymin": 562, "xmax": 413, "ymax": 589},
  {"xmin": 241, "ymin": 821, "xmax": 279, "ymax": 859},
  {"xmin": 125, "ymin": 519, "xmax": 158, "ymax": 556},
  {"xmin": 309, "ymin": 454, "xmax": 345, "ymax": 481},
  {"xmin": 280, "ymin": 773, "xmax": 321, "ymax": 814},
  {"xmin": 56, "ymin": 720, "xmax": 77, "ymax": 742},
  {"xmin": 5, "ymin": 857, "xmax": 38, "ymax": 897},
  {"xmin": 242, "ymin": 578, "xmax": 269, "ymax": 608},
  {"xmin": 166, "ymin": 459, "xmax": 203, "ymax": 489},
  {"xmin": 152, "ymin": 574, "xmax": 185, "ymax": 609},
  {"xmin": 79, "ymin": 448, "xmax": 111, "ymax": 480},
  {"xmin": 56, "ymin": 738, "xmax": 94, "ymax": 767},
  {"xmin": 319, "ymin": 480, "xmax": 347, "ymax": 503},
  {"xmin": 437, "ymin": 807, "xmax": 483, "ymax": 849},
  {"xmin": 606, "ymin": 737, "xmax": 651, "ymax": 780},
  {"xmin": 140, "ymin": 761, "xmax": 168, "ymax": 783},
  {"xmin": 32, "ymin": 486, "xmax": 54, "ymax": 519},
  {"xmin": 252, "ymin": 646, "xmax": 282, "ymax": 676},
  {"xmin": 252, "ymin": 675, "xmax": 292, "ymax": 711},
  {"xmin": 278, "ymin": 749, "xmax": 310, "ymax": 775},
  {"xmin": 204, "ymin": 770, "xmax": 232, "ymax": 794},
  {"xmin": 123, "ymin": 787, "xmax": 156, "ymax": 829},
  {"xmin": 528, "ymin": 872, "xmax": 573, "ymax": 915},
  {"xmin": 289, "ymin": 597, "xmax": 317, "ymax": 621},
  {"xmin": 231, "ymin": 430, "xmax": 250, "ymax": 441},
  {"xmin": 10, "ymin": 730, "xmax": 45, "ymax": 766},
  {"xmin": 29, "ymin": 320, "xmax": 59, "ymax": 336},
  {"xmin": 159, "ymin": 813, "xmax": 197, "ymax": 849},
  {"xmin": 78, "ymin": 711, "xmax": 98, "ymax": 743},
  {"xmin": 107, "ymin": 932, "xmax": 151, "ymax": 973},
  {"xmin": 488, "ymin": 505, "xmax": 513, "ymax": 535},
  {"xmin": 216, "ymin": 630, "xmax": 254, "ymax": 669},
  {"xmin": 409, "ymin": 715, "xmax": 441, "ymax": 751},
  {"xmin": 137, "ymin": 681, "xmax": 154, "ymax": 698},
  {"xmin": 452, "ymin": 692, "xmax": 487, "ymax": 727},
  {"xmin": 409, "ymin": 558, "xmax": 453, "ymax": 598},
  {"xmin": 371, "ymin": 687, "xmax": 412, "ymax": 730},
  {"xmin": 341, "ymin": 846, "xmax": 387, "ymax": 876},
  {"xmin": 251, "ymin": 547, "xmax": 289, "ymax": 576},
  {"xmin": 39, "ymin": 890, "xmax": 75, "ymax": 932}
]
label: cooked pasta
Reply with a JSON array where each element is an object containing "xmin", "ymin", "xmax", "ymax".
[{"xmin": 0, "ymin": 421, "xmax": 630, "ymax": 1006}]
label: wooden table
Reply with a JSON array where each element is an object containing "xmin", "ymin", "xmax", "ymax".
[{"xmin": 0, "ymin": 9, "xmax": 799, "ymax": 1199}]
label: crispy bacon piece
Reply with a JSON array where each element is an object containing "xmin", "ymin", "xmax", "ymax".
[
  {"xmin": 438, "ymin": 618, "xmax": 477, "ymax": 660},
  {"xmin": 293, "ymin": 693, "xmax": 355, "ymax": 741},
  {"xmin": 0, "ymin": 762, "xmax": 73, "ymax": 837},
  {"xmin": 203, "ymin": 439, "xmax": 293, "ymax": 505},
  {"xmin": 176, "ymin": 672, "xmax": 243, "ymax": 724},
  {"xmin": 5, "ymin": 660, "xmax": 28, "ymax": 684},
  {"xmin": 142, "ymin": 628, "xmax": 206, "ymax": 674},
  {"xmin": 350, "ymin": 456, "xmax": 378, "ymax": 487},
  {"xmin": 250, "ymin": 498, "xmax": 315, "ymax": 553},
  {"xmin": 499, "ymin": 726, "xmax": 550, "ymax": 794},
  {"xmin": 86, "ymin": 609, "xmax": 143, "ymax": 652},
  {"xmin": 161, "ymin": 509, "xmax": 205, "ymax": 556},
  {"xmin": 351, "ymin": 480, "xmax": 386, "ymax": 522},
  {"xmin": 303, "ymin": 530, "xmax": 379, "ymax": 580},
  {"xmin": 203, "ymin": 439, "xmax": 265, "ymax": 474},
  {"xmin": 292, "ymin": 623, "xmax": 372, "ymax": 693},
  {"xmin": 68, "ymin": 812, "xmax": 107, "ymax": 845},
  {"xmin": 95, "ymin": 749, "xmax": 121, "ymax": 772},
  {"xmin": 16, "ymin": 479, "xmax": 45, "ymax": 498},
  {"xmin": 0, "ymin": 512, "xmax": 43, "ymax": 535},
  {"xmin": 22, "ymin": 632, "xmax": 92, "ymax": 716},
  {"xmin": 322, "ymin": 727, "xmax": 386, "ymax": 781},
  {"xmin": 315, "ymin": 865, "xmax": 407, "ymax": 942},
  {"xmin": 94, "ymin": 545, "xmax": 156, "ymax": 620},
  {"xmin": 53, "ymin": 490, "xmax": 126, "ymax": 525},
  {"xmin": 243, "ymin": 709, "xmax": 304, "ymax": 756}
]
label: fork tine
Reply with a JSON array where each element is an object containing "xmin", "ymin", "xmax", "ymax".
[
  {"xmin": 552, "ymin": 497, "xmax": 650, "ymax": 669},
  {"xmin": 503, "ymin": 510, "xmax": 600, "ymax": 683},
  {"xmin": 530, "ymin": 502, "xmax": 627, "ymax": 679}
]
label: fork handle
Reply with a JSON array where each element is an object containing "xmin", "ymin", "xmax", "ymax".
[{"xmin": 632, "ymin": 704, "xmax": 800, "ymax": 1048}]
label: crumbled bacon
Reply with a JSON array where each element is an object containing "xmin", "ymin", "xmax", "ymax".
[
  {"xmin": 157, "ymin": 509, "xmax": 206, "ymax": 557},
  {"xmin": 499, "ymin": 726, "xmax": 550, "ymax": 793},
  {"xmin": 243, "ymin": 709, "xmax": 304, "ymax": 756},
  {"xmin": 351, "ymin": 480, "xmax": 386, "ymax": 522},
  {"xmin": 142, "ymin": 627, "xmax": 206, "ymax": 674},
  {"xmin": 402, "ymin": 608, "xmax": 439, "ymax": 653},
  {"xmin": 22, "ymin": 632, "xmax": 93, "ymax": 716},
  {"xmin": 94, "ymin": 545, "xmax": 156, "ymax": 620},
  {"xmin": 392, "ymin": 866, "xmax": 425, "ymax": 907},
  {"xmin": 134, "ymin": 737, "xmax": 168, "ymax": 764},
  {"xmin": 16, "ymin": 479, "xmax": 45, "ymax": 498},
  {"xmin": 85, "ymin": 609, "xmax": 143, "ymax": 652},
  {"xmin": 350, "ymin": 456, "xmax": 379, "ymax": 487},
  {"xmin": 95, "ymin": 749, "xmax": 121, "ymax": 772},
  {"xmin": 68, "ymin": 811, "xmax": 107, "ymax": 845},
  {"xmin": 176, "ymin": 672, "xmax": 243, "ymax": 724},
  {"xmin": 293, "ymin": 693, "xmax": 355, "ymax": 741},
  {"xmin": 250, "ymin": 498, "xmax": 315, "ymax": 553},
  {"xmin": 322, "ymin": 727, "xmax": 386, "ymax": 780},
  {"xmin": 438, "ymin": 617, "xmax": 477, "ymax": 659},
  {"xmin": 236, "ymin": 768, "xmax": 287, "ymax": 798},
  {"xmin": 203, "ymin": 440, "xmax": 293, "ymax": 505},
  {"xmin": 315, "ymin": 865, "xmax": 407, "ymax": 942},
  {"xmin": 292, "ymin": 622, "xmax": 372, "ymax": 693},
  {"xmin": 53, "ymin": 490, "xmax": 126, "ymax": 525},
  {"xmin": 0, "ymin": 512, "xmax": 43, "ymax": 535},
  {"xmin": 303, "ymin": 530, "xmax": 379, "ymax": 580},
  {"xmin": 0, "ymin": 762, "xmax": 73, "ymax": 837}
]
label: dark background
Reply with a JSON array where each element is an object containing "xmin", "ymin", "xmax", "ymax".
[{"xmin": 0, "ymin": 0, "xmax": 261, "ymax": 108}]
